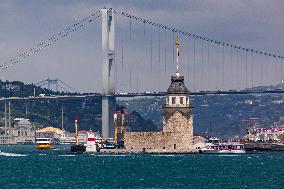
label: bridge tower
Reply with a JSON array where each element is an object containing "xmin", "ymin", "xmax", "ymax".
[{"xmin": 101, "ymin": 8, "xmax": 115, "ymax": 138}]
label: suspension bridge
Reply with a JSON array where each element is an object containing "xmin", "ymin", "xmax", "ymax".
[
  {"xmin": 0, "ymin": 8, "xmax": 283, "ymax": 138},
  {"xmin": 35, "ymin": 78, "xmax": 76, "ymax": 93}
]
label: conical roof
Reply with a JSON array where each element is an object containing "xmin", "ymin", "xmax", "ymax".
[{"xmin": 166, "ymin": 72, "xmax": 189, "ymax": 95}]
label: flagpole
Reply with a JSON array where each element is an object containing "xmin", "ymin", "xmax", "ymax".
[{"xmin": 176, "ymin": 35, "xmax": 180, "ymax": 75}]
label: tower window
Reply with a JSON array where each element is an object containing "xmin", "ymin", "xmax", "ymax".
[
  {"xmin": 180, "ymin": 97, "xmax": 184, "ymax": 104},
  {"xmin": 172, "ymin": 97, "xmax": 176, "ymax": 104},
  {"xmin": 174, "ymin": 144, "xmax": 176, "ymax": 149}
]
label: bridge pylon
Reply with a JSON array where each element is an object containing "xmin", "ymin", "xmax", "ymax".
[{"xmin": 101, "ymin": 8, "xmax": 115, "ymax": 138}]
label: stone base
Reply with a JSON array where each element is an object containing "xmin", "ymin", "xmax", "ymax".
[{"xmin": 125, "ymin": 131, "xmax": 193, "ymax": 153}]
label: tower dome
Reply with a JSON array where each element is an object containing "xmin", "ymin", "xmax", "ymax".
[{"xmin": 166, "ymin": 72, "xmax": 189, "ymax": 95}]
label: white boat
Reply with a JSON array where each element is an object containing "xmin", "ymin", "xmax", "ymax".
[
  {"xmin": 36, "ymin": 138, "xmax": 54, "ymax": 150},
  {"xmin": 85, "ymin": 132, "xmax": 99, "ymax": 153},
  {"xmin": 200, "ymin": 137, "xmax": 245, "ymax": 154}
]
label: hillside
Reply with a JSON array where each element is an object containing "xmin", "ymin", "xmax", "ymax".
[
  {"xmin": 0, "ymin": 80, "xmax": 157, "ymax": 133},
  {"xmin": 1, "ymin": 80, "xmax": 283, "ymax": 139},
  {"xmin": 119, "ymin": 93, "xmax": 284, "ymax": 139}
]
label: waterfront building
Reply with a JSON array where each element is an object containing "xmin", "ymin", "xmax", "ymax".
[
  {"xmin": 36, "ymin": 127, "xmax": 100, "ymax": 145},
  {"xmin": 0, "ymin": 118, "xmax": 35, "ymax": 144},
  {"xmin": 245, "ymin": 126, "xmax": 284, "ymax": 142},
  {"xmin": 60, "ymin": 130, "xmax": 100, "ymax": 144},
  {"xmin": 125, "ymin": 71, "xmax": 194, "ymax": 153},
  {"xmin": 12, "ymin": 118, "xmax": 36, "ymax": 144},
  {"xmin": 36, "ymin": 126, "xmax": 64, "ymax": 144},
  {"xmin": 0, "ymin": 135, "xmax": 13, "ymax": 144}
]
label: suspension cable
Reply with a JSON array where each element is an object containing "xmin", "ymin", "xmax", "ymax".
[
  {"xmin": 251, "ymin": 50, "xmax": 254, "ymax": 88},
  {"xmin": 1, "ymin": 11, "xmax": 101, "ymax": 71},
  {"xmin": 230, "ymin": 45, "xmax": 233, "ymax": 89},
  {"xmin": 216, "ymin": 44, "xmax": 219, "ymax": 90},
  {"xmin": 236, "ymin": 49, "xmax": 240, "ymax": 89},
  {"xmin": 150, "ymin": 31, "xmax": 153, "ymax": 74},
  {"xmin": 245, "ymin": 50, "xmax": 248, "ymax": 88},
  {"xmin": 112, "ymin": 8, "xmax": 284, "ymax": 62},
  {"xmin": 201, "ymin": 39, "xmax": 204, "ymax": 90},
  {"xmin": 158, "ymin": 27, "xmax": 161, "ymax": 68},
  {"xmin": 121, "ymin": 35, "xmax": 124, "ymax": 72},
  {"xmin": 143, "ymin": 20, "xmax": 146, "ymax": 38},
  {"xmin": 281, "ymin": 59, "xmax": 284, "ymax": 81},
  {"xmin": 172, "ymin": 30, "xmax": 175, "ymax": 65},
  {"xmin": 193, "ymin": 38, "xmax": 196, "ymax": 91},
  {"xmin": 222, "ymin": 45, "xmax": 225, "ymax": 90},
  {"xmin": 187, "ymin": 38, "xmax": 190, "ymax": 82},
  {"xmin": 129, "ymin": 16, "xmax": 132, "ymax": 40}
]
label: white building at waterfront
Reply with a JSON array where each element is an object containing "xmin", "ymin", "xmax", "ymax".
[{"xmin": 0, "ymin": 118, "xmax": 36, "ymax": 144}]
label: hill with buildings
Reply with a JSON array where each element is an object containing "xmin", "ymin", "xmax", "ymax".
[
  {"xmin": 0, "ymin": 80, "xmax": 283, "ymax": 139},
  {"xmin": 0, "ymin": 80, "xmax": 157, "ymax": 133},
  {"xmin": 119, "ymin": 93, "xmax": 284, "ymax": 139}
]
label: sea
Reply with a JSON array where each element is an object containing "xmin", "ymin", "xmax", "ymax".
[{"xmin": 0, "ymin": 145, "xmax": 283, "ymax": 189}]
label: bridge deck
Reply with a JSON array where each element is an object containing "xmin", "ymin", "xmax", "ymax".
[{"xmin": 0, "ymin": 90, "xmax": 283, "ymax": 102}]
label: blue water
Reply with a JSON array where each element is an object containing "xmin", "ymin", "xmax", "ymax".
[{"xmin": 0, "ymin": 145, "xmax": 283, "ymax": 188}]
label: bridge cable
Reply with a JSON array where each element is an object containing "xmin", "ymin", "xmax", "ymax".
[
  {"xmin": 129, "ymin": 16, "xmax": 132, "ymax": 40},
  {"xmin": 121, "ymin": 34, "xmax": 124, "ymax": 72},
  {"xmin": 230, "ymin": 45, "xmax": 233, "ymax": 90},
  {"xmin": 158, "ymin": 27, "xmax": 161, "ymax": 67},
  {"xmin": 136, "ymin": 76, "xmax": 139, "ymax": 93},
  {"xmin": 273, "ymin": 58, "xmax": 276, "ymax": 85},
  {"xmin": 150, "ymin": 31, "xmax": 153, "ymax": 75},
  {"xmin": 201, "ymin": 39, "xmax": 204, "ymax": 90},
  {"xmin": 251, "ymin": 51, "xmax": 254, "ymax": 88},
  {"xmin": 129, "ymin": 67, "xmax": 132, "ymax": 90},
  {"xmin": 172, "ymin": 30, "xmax": 175, "ymax": 65},
  {"xmin": 222, "ymin": 45, "xmax": 225, "ymax": 90},
  {"xmin": 164, "ymin": 29, "xmax": 167, "ymax": 73},
  {"xmin": 260, "ymin": 55, "xmax": 263, "ymax": 86},
  {"xmin": 0, "ymin": 11, "xmax": 101, "ymax": 71},
  {"xmin": 193, "ymin": 38, "xmax": 196, "ymax": 91},
  {"xmin": 207, "ymin": 41, "xmax": 210, "ymax": 90},
  {"xmin": 164, "ymin": 41, "xmax": 167, "ymax": 73},
  {"xmin": 187, "ymin": 37, "xmax": 190, "ymax": 83},
  {"xmin": 276, "ymin": 58, "xmax": 280, "ymax": 84},
  {"xmin": 264, "ymin": 55, "xmax": 268, "ymax": 86},
  {"xmin": 143, "ymin": 20, "xmax": 146, "ymax": 38},
  {"xmin": 35, "ymin": 79, "xmax": 51, "ymax": 86},
  {"xmin": 245, "ymin": 50, "xmax": 248, "ymax": 88},
  {"xmin": 281, "ymin": 58, "xmax": 283, "ymax": 82},
  {"xmin": 113, "ymin": 8, "xmax": 284, "ymax": 90},
  {"xmin": 236, "ymin": 49, "xmax": 240, "ymax": 90},
  {"xmin": 58, "ymin": 80, "xmax": 76, "ymax": 92},
  {"xmin": 112, "ymin": 8, "xmax": 284, "ymax": 61},
  {"xmin": 216, "ymin": 44, "xmax": 219, "ymax": 90},
  {"xmin": 278, "ymin": 57, "xmax": 280, "ymax": 84}
]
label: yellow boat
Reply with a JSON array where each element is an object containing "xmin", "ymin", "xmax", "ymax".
[{"xmin": 36, "ymin": 138, "xmax": 54, "ymax": 150}]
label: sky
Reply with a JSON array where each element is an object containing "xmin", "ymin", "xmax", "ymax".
[{"xmin": 0, "ymin": 0, "xmax": 283, "ymax": 93}]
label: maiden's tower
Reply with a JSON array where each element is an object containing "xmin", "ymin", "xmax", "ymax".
[{"xmin": 124, "ymin": 36, "xmax": 194, "ymax": 153}]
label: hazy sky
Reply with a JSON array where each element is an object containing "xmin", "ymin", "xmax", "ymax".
[{"xmin": 0, "ymin": 0, "xmax": 283, "ymax": 93}]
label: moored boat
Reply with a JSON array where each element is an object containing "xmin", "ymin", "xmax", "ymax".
[
  {"xmin": 200, "ymin": 137, "xmax": 245, "ymax": 154},
  {"xmin": 70, "ymin": 115, "xmax": 85, "ymax": 154},
  {"xmin": 85, "ymin": 131, "xmax": 99, "ymax": 153},
  {"xmin": 36, "ymin": 138, "xmax": 54, "ymax": 150},
  {"xmin": 71, "ymin": 144, "xmax": 86, "ymax": 154}
]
